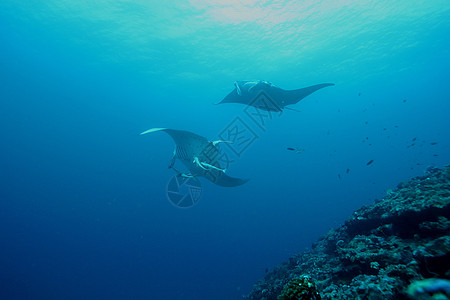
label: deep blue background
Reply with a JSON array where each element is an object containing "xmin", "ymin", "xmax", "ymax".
[{"xmin": 1, "ymin": 1, "xmax": 449, "ymax": 299}]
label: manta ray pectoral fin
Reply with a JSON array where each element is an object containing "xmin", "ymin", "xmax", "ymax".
[
  {"xmin": 212, "ymin": 173, "xmax": 249, "ymax": 187},
  {"xmin": 212, "ymin": 140, "xmax": 234, "ymax": 146},
  {"xmin": 281, "ymin": 83, "xmax": 335, "ymax": 106}
]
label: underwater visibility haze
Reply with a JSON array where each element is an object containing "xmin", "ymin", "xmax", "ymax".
[{"xmin": 0, "ymin": 1, "xmax": 449, "ymax": 299}]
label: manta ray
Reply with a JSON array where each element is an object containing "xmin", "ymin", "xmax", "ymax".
[
  {"xmin": 140, "ymin": 128, "xmax": 249, "ymax": 187},
  {"xmin": 217, "ymin": 80, "xmax": 334, "ymax": 112}
]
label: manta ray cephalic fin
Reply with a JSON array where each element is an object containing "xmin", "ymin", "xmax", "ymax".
[{"xmin": 193, "ymin": 157, "xmax": 226, "ymax": 173}]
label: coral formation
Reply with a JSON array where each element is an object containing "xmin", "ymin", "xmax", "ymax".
[
  {"xmin": 407, "ymin": 278, "xmax": 450, "ymax": 299},
  {"xmin": 246, "ymin": 166, "xmax": 450, "ymax": 299},
  {"xmin": 277, "ymin": 276, "xmax": 321, "ymax": 300}
]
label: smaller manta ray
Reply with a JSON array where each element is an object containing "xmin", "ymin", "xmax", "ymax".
[
  {"xmin": 217, "ymin": 80, "xmax": 334, "ymax": 112},
  {"xmin": 140, "ymin": 128, "xmax": 249, "ymax": 187}
]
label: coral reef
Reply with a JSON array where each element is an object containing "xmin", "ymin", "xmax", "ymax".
[
  {"xmin": 277, "ymin": 276, "xmax": 321, "ymax": 300},
  {"xmin": 407, "ymin": 278, "xmax": 450, "ymax": 299},
  {"xmin": 246, "ymin": 166, "xmax": 450, "ymax": 300}
]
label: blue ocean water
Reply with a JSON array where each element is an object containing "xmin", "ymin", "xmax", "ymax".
[{"xmin": 0, "ymin": 1, "xmax": 449, "ymax": 299}]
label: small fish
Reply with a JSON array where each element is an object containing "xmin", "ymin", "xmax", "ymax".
[
  {"xmin": 430, "ymin": 142, "xmax": 438, "ymax": 145},
  {"xmin": 346, "ymin": 168, "xmax": 350, "ymax": 174},
  {"xmin": 412, "ymin": 137, "xmax": 417, "ymax": 141},
  {"xmin": 383, "ymin": 128, "xmax": 387, "ymax": 131},
  {"xmin": 287, "ymin": 147, "xmax": 304, "ymax": 154},
  {"xmin": 403, "ymin": 99, "xmax": 407, "ymax": 103},
  {"xmin": 365, "ymin": 121, "xmax": 368, "ymax": 125},
  {"xmin": 338, "ymin": 174, "xmax": 341, "ymax": 180},
  {"xmin": 358, "ymin": 92, "xmax": 361, "ymax": 96},
  {"xmin": 366, "ymin": 159, "xmax": 374, "ymax": 166},
  {"xmin": 433, "ymin": 154, "xmax": 439, "ymax": 157}
]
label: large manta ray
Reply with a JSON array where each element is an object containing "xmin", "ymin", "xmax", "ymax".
[
  {"xmin": 217, "ymin": 80, "xmax": 334, "ymax": 112},
  {"xmin": 140, "ymin": 128, "xmax": 248, "ymax": 187}
]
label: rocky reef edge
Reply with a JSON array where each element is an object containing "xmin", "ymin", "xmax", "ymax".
[{"xmin": 246, "ymin": 166, "xmax": 450, "ymax": 300}]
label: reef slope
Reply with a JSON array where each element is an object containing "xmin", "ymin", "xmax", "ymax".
[{"xmin": 246, "ymin": 166, "xmax": 450, "ymax": 299}]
